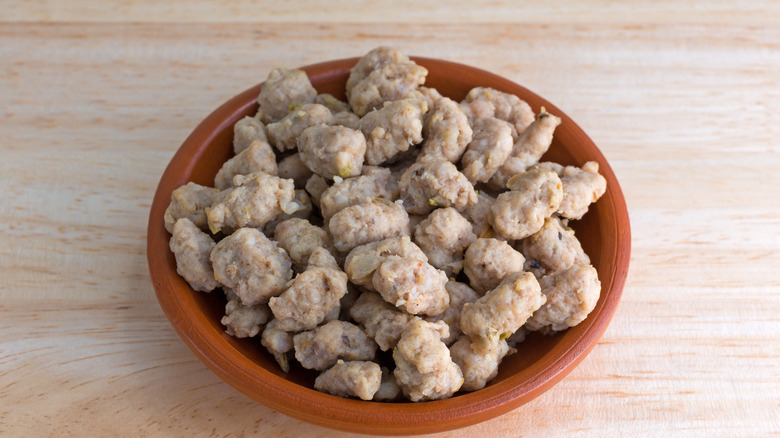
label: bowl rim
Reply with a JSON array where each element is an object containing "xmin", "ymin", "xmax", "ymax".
[{"xmin": 147, "ymin": 56, "xmax": 631, "ymax": 435}]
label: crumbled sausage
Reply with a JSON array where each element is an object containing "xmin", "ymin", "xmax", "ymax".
[
  {"xmin": 261, "ymin": 318, "xmax": 294, "ymax": 372},
  {"xmin": 272, "ymin": 218, "xmax": 331, "ymax": 269},
  {"xmin": 221, "ymin": 299, "xmax": 270, "ymax": 338},
  {"xmin": 314, "ymin": 360, "xmax": 382, "ymax": 401},
  {"xmin": 233, "ymin": 115, "xmax": 269, "ymax": 154},
  {"xmin": 449, "ymin": 336, "xmax": 511, "ymax": 391},
  {"xmin": 206, "ymin": 172, "xmax": 297, "ymax": 233},
  {"xmin": 359, "ymin": 99, "xmax": 424, "ymax": 165},
  {"xmin": 525, "ymin": 264, "xmax": 601, "ymax": 333},
  {"xmin": 420, "ymin": 97, "xmax": 472, "ymax": 163},
  {"xmin": 266, "ymin": 103, "xmax": 336, "ymax": 152},
  {"xmin": 461, "ymin": 117, "xmax": 513, "ymax": 183},
  {"xmin": 304, "ymin": 174, "xmax": 330, "ymax": 208},
  {"xmin": 521, "ymin": 216, "xmax": 590, "ymax": 273},
  {"xmin": 210, "ymin": 228, "xmax": 293, "ymax": 306},
  {"xmin": 319, "ymin": 166, "xmax": 399, "ymax": 222},
  {"xmin": 413, "ymin": 207, "xmax": 476, "ymax": 275},
  {"xmin": 489, "ymin": 108, "xmax": 561, "ymax": 189},
  {"xmin": 462, "ymin": 191, "xmax": 496, "ymax": 238},
  {"xmin": 164, "ymin": 182, "xmax": 220, "ymax": 233},
  {"xmin": 277, "ymin": 153, "xmax": 313, "ymax": 189},
  {"xmin": 315, "ymin": 93, "xmax": 350, "ymax": 114},
  {"xmin": 460, "ymin": 271, "xmax": 546, "ymax": 353},
  {"xmin": 349, "ymin": 291, "xmax": 413, "ymax": 351},
  {"xmin": 328, "ymin": 198, "xmax": 409, "ymax": 252},
  {"xmin": 427, "ymin": 281, "xmax": 480, "ymax": 345},
  {"xmin": 492, "ymin": 167, "xmax": 563, "ymax": 240},
  {"xmin": 399, "ymin": 157, "xmax": 477, "ymax": 215},
  {"xmin": 346, "ymin": 46, "xmax": 411, "ymax": 97},
  {"xmin": 257, "ymin": 68, "xmax": 317, "ymax": 124},
  {"xmin": 214, "ymin": 140, "xmax": 278, "ymax": 190},
  {"xmin": 372, "ymin": 256, "xmax": 449, "ymax": 316},
  {"xmin": 343, "ymin": 236, "xmax": 428, "ymax": 290},
  {"xmin": 297, "ymin": 125, "xmax": 366, "ymax": 179},
  {"xmin": 463, "ymin": 238, "xmax": 525, "ymax": 294},
  {"xmin": 293, "ymin": 320, "xmax": 377, "ymax": 370},
  {"xmin": 461, "ymin": 87, "xmax": 535, "ymax": 138},
  {"xmin": 349, "ymin": 62, "xmax": 428, "ymax": 117},
  {"xmin": 393, "ymin": 319, "xmax": 463, "ymax": 401},
  {"xmin": 546, "ymin": 161, "xmax": 607, "ymax": 220},
  {"xmin": 268, "ymin": 256, "xmax": 348, "ymax": 332},
  {"xmin": 169, "ymin": 218, "xmax": 219, "ymax": 292}
]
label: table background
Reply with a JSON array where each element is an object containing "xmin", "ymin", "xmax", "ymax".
[{"xmin": 2, "ymin": 2, "xmax": 779, "ymax": 436}]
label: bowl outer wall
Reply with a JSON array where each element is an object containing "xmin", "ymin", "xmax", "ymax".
[{"xmin": 147, "ymin": 57, "xmax": 631, "ymax": 435}]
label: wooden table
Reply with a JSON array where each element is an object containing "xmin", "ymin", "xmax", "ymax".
[{"xmin": 3, "ymin": 2, "xmax": 779, "ymax": 436}]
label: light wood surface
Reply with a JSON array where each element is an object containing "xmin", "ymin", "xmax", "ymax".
[{"xmin": 2, "ymin": 2, "xmax": 779, "ymax": 436}]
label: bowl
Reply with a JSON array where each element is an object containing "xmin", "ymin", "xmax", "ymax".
[{"xmin": 147, "ymin": 56, "xmax": 631, "ymax": 435}]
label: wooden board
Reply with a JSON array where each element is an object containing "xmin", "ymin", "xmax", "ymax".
[{"xmin": 1, "ymin": 4, "xmax": 780, "ymax": 436}]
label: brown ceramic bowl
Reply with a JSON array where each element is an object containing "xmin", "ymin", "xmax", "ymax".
[{"xmin": 147, "ymin": 56, "xmax": 630, "ymax": 435}]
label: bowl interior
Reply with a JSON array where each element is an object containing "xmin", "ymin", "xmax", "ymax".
[{"xmin": 148, "ymin": 57, "xmax": 630, "ymax": 435}]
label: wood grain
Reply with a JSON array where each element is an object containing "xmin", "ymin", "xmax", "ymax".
[{"xmin": 2, "ymin": 8, "xmax": 780, "ymax": 437}]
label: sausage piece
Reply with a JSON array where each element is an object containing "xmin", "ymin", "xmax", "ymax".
[
  {"xmin": 206, "ymin": 172, "xmax": 297, "ymax": 234},
  {"xmin": 210, "ymin": 228, "xmax": 293, "ymax": 306},
  {"xmin": 489, "ymin": 108, "xmax": 561, "ymax": 189},
  {"xmin": 349, "ymin": 291, "xmax": 413, "ymax": 351},
  {"xmin": 359, "ymin": 99, "xmax": 424, "ymax": 166},
  {"xmin": 413, "ymin": 207, "xmax": 476, "ymax": 275},
  {"xmin": 266, "ymin": 103, "xmax": 335, "ymax": 152},
  {"xmin": 460, "ymin": 271, "xmax": 546, "ymax": 353},
  {"xmin": 491, "ymin": 167, "xmax": 563, "ymax": 240},
  {"xmin": 449, "ymin": 336, "xmax": 511, "ymax": 391},
  {"xmin": 463, "ymin": 238, "xmax": 525, "ymax": 294},
  {"xmin": 233, "ymin": 115, "xmax": 269, "ymax": 154},
  {"xmin": 293, "ymin": 320, "xmax": 377, "ymax": 370},
  {"xmin": 461, "ymin": 87, "xmax": 535, "ymax": 139},
  {"xmin": 525, "ymin": 264, "xmax": 601, "ymax": 333},
  {"xmin": 214, "ymin": 140, "xmax": 277, "ymax": 190},
  {"xmin": 372, "ymin": 256, "xmax": 449, "ymax": 316},
  {"xmin": 346, "ymin": 46, "xmax": 411, "ymax": 98},
  {"xmin": 256, "ymin": 68, "xmax": 317, "ymax": 124},
  {"xmin": 297, "ymin": 125, "xmax": 366, "ymax": 179},
  {"xmin": 164, "ymin": 182, "xmax": 219, "ymax": 233},
  {"xmin": 420, "ymin": 97, "xmax": 472, "ymax": 163},
  {"xmin": 268, "ymin": 254, "xmax": 348, "ymax": 332},
  {"xmin": 221, "ymin": 299, "xmax": 270, "ymax": 338},
  {"xmin": 169, "ymin": 218, "xmax": 219, "ymax": 292},
  {"xmin": 328, "ymin": 198, "xmax": 409, "ymax": 252},
  {"xmin": 460, "ymin": 117, "xmax": 513, "ymax": 184},
  {"xmin": 399, "ymin": 157, "xmax": 477, "ymax": 215},
  {"xmin": 393, "ymin": 319, "xmax": 463, "ymax": 401},
  {"xmin": 314, "ymin": 360, "xmax": 382, "ymax": 401},
  {"xmin": 319, "ymin": 166, "xmax": 399, "ymax": 222},
  {"xmin": 343, "ymin": 236, "xmax": 428, "ymax": 290},
  {"xmin": 521, "ymin": 216, "xmax": 590, "ymax": 274},
  {"xmin": 348, "ymin": 62, "xmax": 428, "ymax": 117}
]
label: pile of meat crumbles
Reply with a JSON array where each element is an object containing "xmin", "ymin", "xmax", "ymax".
[{"xmin": 164, "ymin": 47, "xmax": 607, "ymax": 402}]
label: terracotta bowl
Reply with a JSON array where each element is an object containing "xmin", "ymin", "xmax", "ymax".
[{"xmin": 147, "ymin": 57, "xmax": 631, "ymax": 435}]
